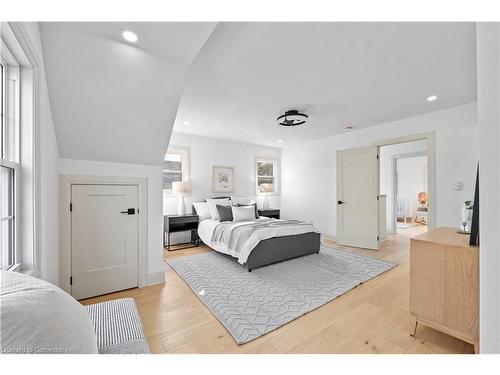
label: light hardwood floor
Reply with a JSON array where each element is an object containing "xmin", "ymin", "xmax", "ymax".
[{"xmin": 81, "ymin": 224, "xmax": 475, "ymax": 354}]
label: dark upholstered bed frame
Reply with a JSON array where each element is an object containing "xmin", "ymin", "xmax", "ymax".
[
  {"xmin": 244, "ymin": 232, "xmax": 320, "ymax": 271},
  {"xmin": 192, "ymin": 197, "xmax": 321, "ymax": 271}
]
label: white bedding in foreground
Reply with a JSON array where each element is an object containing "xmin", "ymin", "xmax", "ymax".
[{"xmin": 197, "ymin": 217, "xmax": 316, "ymax": 264}]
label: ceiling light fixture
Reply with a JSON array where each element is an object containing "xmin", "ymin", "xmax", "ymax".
[
  {"xmin": 121, "ymin": 30, "xmax": 138, "ymax": 43},
  {"xmin": 426, "ymin": 95, "xmax": 438, "ymax": 102},
  {"xmin": 277, "ymin": 139, "xmax": 283, "ymax": 144},
  {"xmin": 344, "ymin": 125, "xmax": 354, "ymax": 132},
  {"xmin": 277, "ymin": 110, "xmax": 308, "ymax": 127},
  {"xmin": 183, "ymin": 121, "xmax": 190, "ymax": 125}
]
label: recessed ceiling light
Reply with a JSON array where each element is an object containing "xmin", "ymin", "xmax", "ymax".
[
  {"xmin": 183, "ymin": 121, "xmax": 190, "ymax": 125},
  {"xmin": 277, "ymin": 139, "xmax": 283, "ymax": 144},
  {"xmin": 426, "ymin": 95, "xmax": 438, "ymax": 102},
  {"xmin": 121, "ymin": 30, "xmax": 138, "ymax": 43}
]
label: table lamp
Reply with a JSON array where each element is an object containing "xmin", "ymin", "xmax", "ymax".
[{"xmin": 172, "ymin": 181, "xmax": 191, "ymax": 216}]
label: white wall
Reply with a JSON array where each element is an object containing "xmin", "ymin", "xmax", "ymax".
[
  {"xmin": 397, "ymin": 156, "xmax": 428, "ymax": 200},
  {"xmin": 281, "ymin": 103, "xmax": 478, "ymax": 239},
  {"xmin": 58, "ymin": 159, "xmax": 164, "ymax": 279},
  {"xmin": 22, "ymin": 23, "xmax": 60, "ymax": 285},
  {"xmin": 380, "ymin": 140, "xmax": 427, "ymax": 232},
  {"xmin": 477, "ymin": 22, "xmax": 500, "ymax": 354},
  {"xmin": 164, "ymin": 132, "xmax": 282, "ymax": 215}
]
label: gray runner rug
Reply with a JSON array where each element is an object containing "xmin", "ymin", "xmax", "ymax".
[{"xmin": 167, "ymin": 247, "xmax": 396, "ymax": 344}]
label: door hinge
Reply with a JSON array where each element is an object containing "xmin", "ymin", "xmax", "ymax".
[
  {"xmin": 376, "ymin": 155, "xmax": 379, "ymax": 159},
  {"xmin": 377, "ymin": 195, "xmax": 379, "ymax": 200},
  {"xmin": 70, "ymin": 276, "xmax": 73, "ymax": 285},
  {"xmin": 377, "ymin": 236, "xmax": 380, "ymax": 241},
  {"xmin": 70, "ymin": 203, "xmax": 73, "ymax": 212}
]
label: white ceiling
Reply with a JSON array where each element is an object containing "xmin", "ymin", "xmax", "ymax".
[
  {"xmin": 40, "ymin": 22, "xmax": 216, "ymax": 165},
  {"xmin": 40, "ymin": 22, "xmax": 477, "ymax": 164},
  {"xmin": 67, "ymin": 22, "xmax": 217, "ymax": 64},
  {"xmin": 173, "ymin": 22, "xmax": 477, "ymax": 148}
]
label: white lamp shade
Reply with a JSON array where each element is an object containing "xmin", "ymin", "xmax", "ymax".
[{"xmin": 172, "ymin": 181, "xmax": 191, "ymax": 194}]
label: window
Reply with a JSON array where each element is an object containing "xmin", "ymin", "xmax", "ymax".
[
  {"xmin": 0, "ymin": 42, "xmax": 20, "ymax": 271},
  {"xmin": 256, "ymin": 158, "xmax": 278, "ymax": 194},
  {"xmin": 163, "ymin": 146, "xmax": 189, "ymax": 193}
]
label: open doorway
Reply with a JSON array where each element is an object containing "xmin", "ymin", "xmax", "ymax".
[
  {"xmin": 395, "ymin": 153, "xmax": 428, "ymax": 235},
  {"xmin": 379, "ymin": 139, "xmax": 429, "ymax": 238}
]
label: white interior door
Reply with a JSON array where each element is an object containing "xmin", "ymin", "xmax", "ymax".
[
  {"xmin": 337, "ymin": 146, "xmax": 380, "ymax": 250},
  {"xmin": 71, "ymin": 184, "xmax": 139, "ymax": 300}
]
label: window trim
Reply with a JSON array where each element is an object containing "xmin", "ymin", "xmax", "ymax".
[
  {"xmin": 1, "ymin": 22, "xmax": 41, "ymax": 277},
  {"xmin": 255, "ymin": 157, "xmax": 279, "ymax": 196},
  {"xmin": 163, "ymin": 145, "xmax": 190, "ymax": 196},
  {"xmin": 1, "ymin": 46, "xmax": 20, "ymax": 163},
  {"xmin": 0, "ymin": 40, "xmax": 21, "ymax": 271}
]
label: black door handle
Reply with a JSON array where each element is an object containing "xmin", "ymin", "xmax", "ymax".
[
  {"xmin": 121, "ymin": 208, "xmax": 136, "ymax": 215},
  {"xmin": 337, "ymin": 201, "xmax": 345, "ymax": 205}
]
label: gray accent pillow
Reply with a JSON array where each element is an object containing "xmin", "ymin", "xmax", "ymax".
[
  {"xmin": 217, "ymin": 204, "xmax": 233, "ymax": 222},
  {"xmin": 237, "ymin": 203, "xmax": 259, "ymax": 219}
]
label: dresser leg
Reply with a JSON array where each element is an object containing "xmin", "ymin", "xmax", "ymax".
[
  {"xmin": 409, "ymin": 315, "xmax": 418, "ymax": 336},
  {"xmin": 473, "ymin": 341, "xmax": 479, "ymax": 354}
]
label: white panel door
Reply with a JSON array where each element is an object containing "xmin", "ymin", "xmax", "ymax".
[
  {"xmin": 337, "ymin": 146, "xmax": 379, "ymax": 250},
  {"xmin": 71, "ymin": 184, "xmax": 139, "ymax": 300}
]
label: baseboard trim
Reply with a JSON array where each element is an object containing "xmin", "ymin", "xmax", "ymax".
[
  {"xmin": 321, "ymin": 233, "xmax": 336, "ymax": 244},
  {"xmin": 147, "ymin": 271, "xmax": 165, "ymax": 286}
]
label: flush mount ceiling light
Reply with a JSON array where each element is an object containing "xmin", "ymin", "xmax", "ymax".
[
  {"xmin": 344, "ymin": 125, "xmax": 354, "ymax": 132},
  {"xmin": 276, "ymin": 110, "xmax": 308, "ymax": 127},
  {"xmin": 183, "ymin": 121, "xmax": 190, "ymax": 125},
  {"xmin": 121, "ymin": 30, "xmax": 138, "ymax": 43},
  {"xmin": 426, "ymin": 95, "xmax": 438, "ymax": 102},
  {"xmin": 277, "ymin": 139, "xmax": 283, "ymax": 144}
]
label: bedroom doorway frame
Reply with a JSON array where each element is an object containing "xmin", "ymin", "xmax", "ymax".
[
  {"xmin": 392, "ymin": 151, "xmax": 428, "ymax": 234},
  {"xmin": 375, "ymin": 131, "xmax": 436, "ymax": 232}
]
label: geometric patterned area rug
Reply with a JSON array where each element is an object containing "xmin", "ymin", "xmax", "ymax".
[{"xmin": 167, "ymin": 247, "xmax": 396, "ymax": 344}]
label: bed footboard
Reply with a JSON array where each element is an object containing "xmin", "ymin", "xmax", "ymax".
[{"xmin": 245, "ymin": 232, "xmax": 321, "ymax": 271}]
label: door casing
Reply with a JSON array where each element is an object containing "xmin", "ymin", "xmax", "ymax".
[
  {"xmin": 391, "ymin": 151, "xmax": 428, "ymax": 233},
  {"xmin": 59, "ymin": 175, "xmax": 148, "ymax": 295},
  {"xmin": 376, "ymin": 131, "xmax": 436, "ymax": 231}
]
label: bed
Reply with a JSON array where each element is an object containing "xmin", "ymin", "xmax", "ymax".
[{"xmin": 193, "ymin": 197, "xmax": 320, "ymax": 271}]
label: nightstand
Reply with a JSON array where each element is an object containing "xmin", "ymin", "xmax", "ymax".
[
  {"xmin": 164, "ymin": 214, "xmax": 199, "ymax": 251},
  {"xmin": 258, "ymin": 208, "xmax": 280, "ymax": 219}
]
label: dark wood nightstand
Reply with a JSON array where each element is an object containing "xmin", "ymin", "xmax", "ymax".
[
  {"xmin": 164, "ymin": 214, "xmax": 199, "ymax": 251},
  {"xmin": 258, "ymin": 208, "xmax": 280, "ymax": 219}
]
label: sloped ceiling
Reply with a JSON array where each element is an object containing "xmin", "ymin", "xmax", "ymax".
[
  {"xmin": 40, "ymin": 22, "xmax": 216, "ymax": 165},
  {"xmin": 41, "ymin": 22, "xmax": 477, "ymax": 159},
  {"xmin": 173, "ymin": 22, "xmax": 477, "ymax": 148}
]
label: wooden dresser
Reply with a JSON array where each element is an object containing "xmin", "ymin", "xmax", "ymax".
[{"xmin": 410, "ymin": 227, "xmax": 479, "ymax": 353}]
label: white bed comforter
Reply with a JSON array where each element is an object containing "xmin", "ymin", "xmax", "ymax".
[{"xmin": 197, "ymin": 217, "xmax": 316, "ymax": 264}]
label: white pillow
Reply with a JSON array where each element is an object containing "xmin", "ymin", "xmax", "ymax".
[
  {"xmin": 230, "ymin": 196, "xmax": 255, "ymax": 206},
  {"xmin": 206, "ymin": 198, "xmax": 231, "ymax": 221},
  {"xmin": 231, "ymin": 206, "xmax": 257, "ymax": 221},
  {"xmin": 0, "ymin": 270, "xmax": 98, "ymax": 354},
  {"xmin": 192, "ymin": 202, "xmax": 211, "ymax": 221}
]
